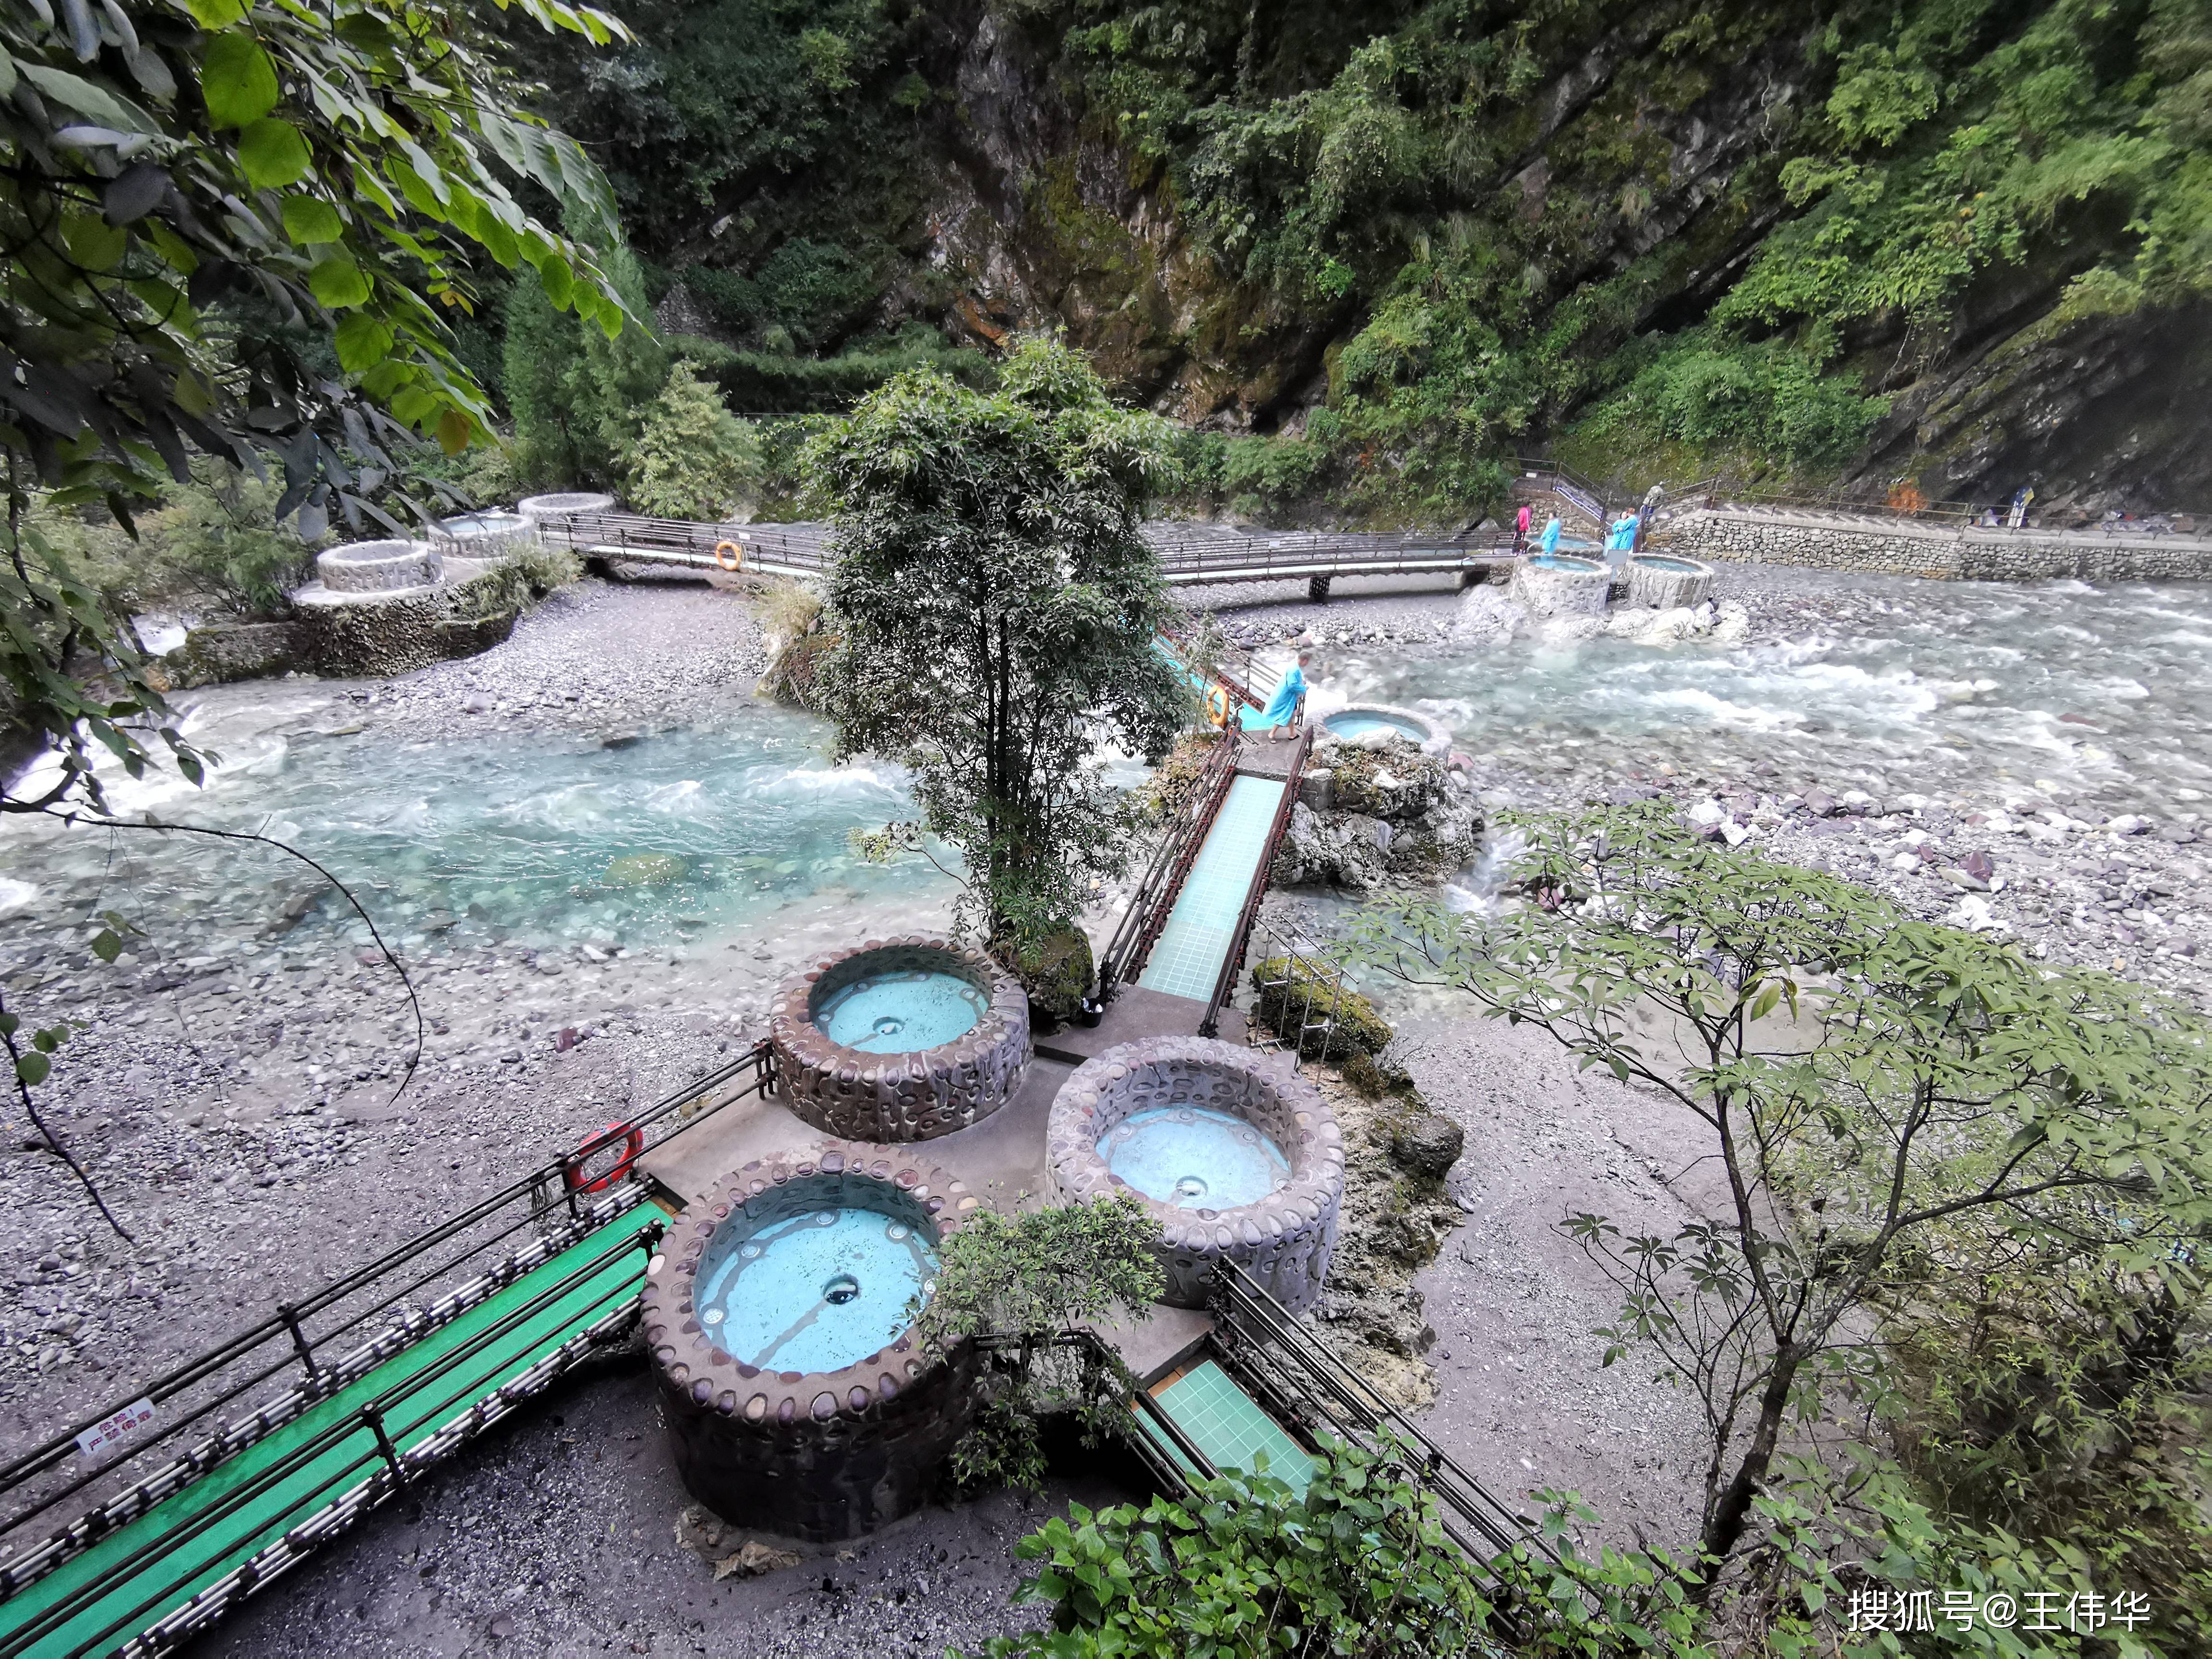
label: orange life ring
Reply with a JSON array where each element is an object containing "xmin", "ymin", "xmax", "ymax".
[
  {"xmin": 564, "ymin": 1120, "xmax": 644, "ymax": 1193},
  {"xmin": 1204, "ymin": 684, "xmax": 1231, "ymax": 729},
  {"xmin": 713, "ymin": 539, "xmax": 744, "ymax": 572}
]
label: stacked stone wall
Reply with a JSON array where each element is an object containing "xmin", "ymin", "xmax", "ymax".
[
  {"xmin": 1667, "ymin": 510, "xmax": 2212, "ymax": 581},
  {"xmin": 644, "ymin": 1144, "xmax": 982, "ymax": 1542},
  {"xmin": 1047, "ymin": 1037, "xmax": 1345, "ymax": 1313}
]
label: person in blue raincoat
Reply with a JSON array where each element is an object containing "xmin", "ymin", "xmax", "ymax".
[
  {"xmin": 1607, "ymin": 513, "xmax": 1639, "ymax": 554},
  {"xmin": 1539, "ymin": 516, "xmax": 1562, "ymax": 556},
  {"xmin": 1260, "ymin": 649, "xmax": 1311, "ymax": 741}
]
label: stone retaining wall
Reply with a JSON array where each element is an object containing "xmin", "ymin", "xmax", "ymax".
[
  {"xmin": 1046, "ymin": 1037, "xmax": 1344, "ymax": 1313},
  {"xmin": 1666, "ymin": 509, "xmax": 2212, "ymax": 581},
  {"xmin": 644, "ymin": 1143, "xmax": 981, "ymax": 1542},
  {"xmin": 771, "ymin": 938, "xmax": 1031, "ymax": 1142}
]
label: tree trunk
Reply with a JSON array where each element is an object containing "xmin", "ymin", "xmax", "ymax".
[{"xmin": 1694, "ymin": 1347, "xmax": 1802, "ymax": 1589}]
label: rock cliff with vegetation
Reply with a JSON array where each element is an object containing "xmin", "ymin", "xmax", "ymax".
[{"xmin": 496, "ymin": 0, "xmax": 2211, "ymax": 518}]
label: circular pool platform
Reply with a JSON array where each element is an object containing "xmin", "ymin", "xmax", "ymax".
[
  {"xmin": 1047, "ymin": 1037, "xmax": 1344, "ymax": 1312},
  {"xmin": 644, "ymin": 1142, "xmax": 982, "ymax": 1541},
  {"xmin": 1510, "ymin": 551, "xmax": 1612, "ymax": 616},
  {"xmin": 772, "ymin": 937, "xmax": 1031, "ymax": 1142},
  {"xmin": 1317, "ymin": 702, "xmax": 1452, "ymax": 757},
  {"xmin": 1627, "ymin": 552, "xmax": 1716, "ymax": 611}
]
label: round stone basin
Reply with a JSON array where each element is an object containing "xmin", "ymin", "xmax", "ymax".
[
  {"xmin": 772, "ymin": 936, "xmax": 1032, "ymax": 1142},
  {"xmin": 814, "ymin": 969, "xmax": 987, "ymax": 1054},
  {"xmin": 1322, "ymin": 709, "xmax": 1429, "ymax": 744},
  {"xmin": 1098, "ymin": 1104, "xmax": 1289, "ymax": 1210},
  {"xmin": 1529, "ymin": 553, "xmax": 1606, "ymax": 574},
  {"xmin": 1046, "ymin": 1036, "xmax": 1345, "ymax": 1313},
  {"xmin": 1635, "ymin": 555, "xmax": 1704, "ymax": 573},
  {"xmin": 645, "ymin": 1143, "xmax": 981, "ymax": 1542},
  {"xmin": 695, "ymin": 1205, "xmax": 940, "ymax": 1375},
  {"xmin": 439, "ymin": 510, "xmax": 531, "ymax": 538}
]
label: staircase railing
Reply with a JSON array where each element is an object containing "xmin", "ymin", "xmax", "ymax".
[{"xmin": 1098, "ymin": 731, "xmax": 1241, "ymax": 1001}]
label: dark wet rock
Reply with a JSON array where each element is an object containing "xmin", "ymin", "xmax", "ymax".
[{"xmin": 1389, "ymin": 1112, "xmax": 1465, "ymax": 1178}]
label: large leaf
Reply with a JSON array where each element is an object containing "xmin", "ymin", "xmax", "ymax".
[
  {"xmin": 281, "ymin": 194, "xmax": 344, "ymax": 245},
  {"xmin": 199, "ymin": 32, "xmax": 280, "ymax": 129},
  {"xmin": 238, "ymin": 116, "xmax": 312, "ymax": 187},
  {"xmin": 308, "ymin": 252, "xmax": 372, "ymax": 308}
]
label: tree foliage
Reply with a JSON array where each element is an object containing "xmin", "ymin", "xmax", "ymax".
[
  {"xmin": 502, "ymin": 240, "xmax": 668, "ymax": 490},
  {"xmin": 2, "ymin": 0, "xmax": 634, "ymax": 812},
  {"xmin": 919, "ymin": 1193, "xmax": 1165, "ymax": 1492},
  {"xmin": 804, "ymin": 337, "xmax": 1187, "ymax": 950},
  {"xmin": 966, "ymin": 1444, "xmax": 1712, "ymax": 1659},
  {"xmin": 618, "ymin": 361, "xmax": 760, "ymax": 519},
  {"xmin": 1345, "ymin": 805, "xmax": 2212, "ymax": 1585}
]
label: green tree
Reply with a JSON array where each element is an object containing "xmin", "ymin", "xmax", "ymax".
[
  {"xmin": 503, "ymin": 241, "xmax": 669, "ymax": 490},
  {"xmin": 804, "ymin": 337, "xmax": 1187, "ymax": 954},
  {"xmin": 620, "ymin": 361, "xmax": 762, "ymax": 520},
  {"xmin": 1346, "ymin": 805, "xmax": 2212, "ymax": 1582},
  {"xmin": 918, "ymin": 1193, "xmax": 1164, "ymax": 1491},
  {"xmin": 3, "ymin": 0, "xmax": 635, "ymax": 814}
]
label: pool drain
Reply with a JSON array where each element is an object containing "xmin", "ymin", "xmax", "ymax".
[{"xmin": 822, "ymin": 1274, "xmax": 861, "ymax": 1306}]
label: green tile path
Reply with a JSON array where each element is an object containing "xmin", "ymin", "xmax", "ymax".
[
  {"xmin": 0, "ymin": 1207, "xmax": 659, "ymax": 1659},
  {"xmin": 1137, "ymin": 775, "xmax": 1288, "ymax": 1001},
  {"xmin": 1142, "ymin": 1361, "xmax": 1314, "ymax": 1487}
]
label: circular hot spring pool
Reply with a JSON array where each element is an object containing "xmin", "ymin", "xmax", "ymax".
[
  {"xmin": 644, "ymin": 1143, "xmax": 982, "ymax": 1541},
  {"xmin": 1626, "ymin": 551, "xmax": 1716, "ymax": 611},
  {"xmin": 1511, "ymin": 551, "xmax": 1612, "ymax": 616},
  {"xmin": 771, "ymin": 937, "xmax": 1031, "ymax": 1142},
  {"xmin": 1317, "ymin": 703, "xmax": 1453, "ymax": 756},
  {"xmin": 1047, "ymin": 1037, "xmax": 1344, "ymax": 1312}
]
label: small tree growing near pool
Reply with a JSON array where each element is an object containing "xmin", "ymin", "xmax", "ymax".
[
  {"xmin": 804, "ymin": 338, "xmax": 1187, "ymax": 978},
  {"xmin": 919, "ymin": 1193, "xmax": 1164, "ymax": 1490},
  {"xmin": 1344, "ymin": 804, "xmax": 2212, "ymax": 1588}
]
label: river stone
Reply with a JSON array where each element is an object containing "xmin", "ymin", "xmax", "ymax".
[
  {"xmin": 607, "ymin": 854, "xmax": 688, "ymax": 887},
  {"xmin": 1389, "ymin": 1112, "xmax": 1465, "ymax": 1178}
]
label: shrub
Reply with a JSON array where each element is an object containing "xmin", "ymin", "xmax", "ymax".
[{"xmin": 619, "ymin": 363, "xmax": 764, "ymax": 521}]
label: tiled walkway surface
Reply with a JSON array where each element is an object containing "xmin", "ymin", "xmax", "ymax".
[
  {"xmin": 1138, "ymin": 775, "xmax": 1288, "ymax": 1001},
  {"xmin": 1144, "ymin": 1360, "xmax": 1315, "ymax": 1485}
]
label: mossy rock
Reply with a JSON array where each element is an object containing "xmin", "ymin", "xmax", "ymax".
[
  {"xmin": 1248, "ymin": 957, "xmax": 1391, "ymax": 1060},
  {"xmin": 998, "ymin": 922, "xmax": 1094, "ymax": 1024},
  {"xmin": 1326, "ymin": 738, "xmax": 1449, "ymax": 821}
]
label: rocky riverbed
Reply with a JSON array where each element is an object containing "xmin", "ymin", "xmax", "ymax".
[{"xmin": 0, "ymin": 560, "xmax": 2204, "ymax": 1655}]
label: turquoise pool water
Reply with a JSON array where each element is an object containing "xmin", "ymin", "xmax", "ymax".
[
  {"xmin": 1099, "ymin": 1105, "xmax": 1290, "ymax": 1210},
  {"xmin": 815, "ymin": 969, "xmax": 987, "ymax": 1052},
  {"xmin": 695, "ymin": 1207, "xmax": 938, "ymax": 1374},
  {"xmin": 1633, "ymin": 555, "xmax": 1704, "ymax": 574},
  {"xmin": 0, "ymin": 704, "xmax": 946, "ymax": 954},
  {"xmin": 1322, "ymin": 710, "xmax": 1427, "ymax": 743},
  {"xmin": 1530, "ymin": 553, "xmax": 1606, "ymax": 573}
]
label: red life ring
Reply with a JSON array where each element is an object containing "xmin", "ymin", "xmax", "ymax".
[{"xmin": 564, "ymin": 1121, "xmax": 644, "ymax": 1192}]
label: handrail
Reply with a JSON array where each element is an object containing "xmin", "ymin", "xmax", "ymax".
[
  {"xmin": 1099, "ymin": 731, "xmax": 1241, "ymax": 1001},
  {"xmin": 1208, "ymin": 1261, "xmax": 1554, "ymax": 1569},
  {"xmin": 0, "ymin": 1045, "xmax": 774, "ymax": 1587},
  {"xmin": 1199, "ymin": 724, "xmax": 1310, "ymax": 1038}
]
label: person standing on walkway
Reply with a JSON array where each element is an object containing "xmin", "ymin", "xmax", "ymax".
[
  {"xmin": 1515, "ymin": 503, "xmax": 1532, "ymax": 552},
  {"xmin": 1539, "ymin": 515, "xmax": 1562, "ymax": 556},
  {"xmin": 1260, "ymin": 649, "xmax": 1311, "ymax": 742}
]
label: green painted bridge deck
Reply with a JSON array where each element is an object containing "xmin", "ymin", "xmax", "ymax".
[
  {"xmin": 0, "ymin": 1206, "xmax": 660, "ymax": 1659},
  {"xmin": 1136, "ymin": 774, "xmax": 1290, "ymax": 1002}
]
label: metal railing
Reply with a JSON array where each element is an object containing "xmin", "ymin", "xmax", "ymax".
[
  {"xmin": 1240, "ymin": 913, "xmax": 1345, "ymax": 1070},
  {"xmin": 1098, "ymin": 731, "xmax": 1242, "ymax": 1002},
  {"xmin": 1200, "ymin": 724, "xmax": 1311, "ymax": 1039},
  {"xmin": 1207, "ymin": 1261, "xmax": 1554, "ymax": 1572},
  {"xmin": 0, "ymin": 1045, "xmax": 779, "ymax": 1653},
  {"xmin": 536, "ymin": 512, "xmax": 1522, "ymax": 589}
]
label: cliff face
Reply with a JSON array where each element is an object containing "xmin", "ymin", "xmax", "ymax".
[{"xmin": 526, "ymin": 0, "xmax": 2212, "ymax": 516}]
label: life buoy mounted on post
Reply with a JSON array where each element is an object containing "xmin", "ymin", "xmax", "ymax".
[
  {"xmin": 564, "ymin": 1120, "xmax": 644, "ymax": 1193},
  {"xmin": 713, "ymin": 539, "xmax": 744, "ymax": 572},
  {"xmin": 1203, "ymin": 683, "xmax": 1232, "ymax": 730}
]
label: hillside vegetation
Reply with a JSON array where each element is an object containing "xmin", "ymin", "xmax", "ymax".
[{"xmin": 495, "ymin": 0, "xmax": 2211, "ymax": 521}]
